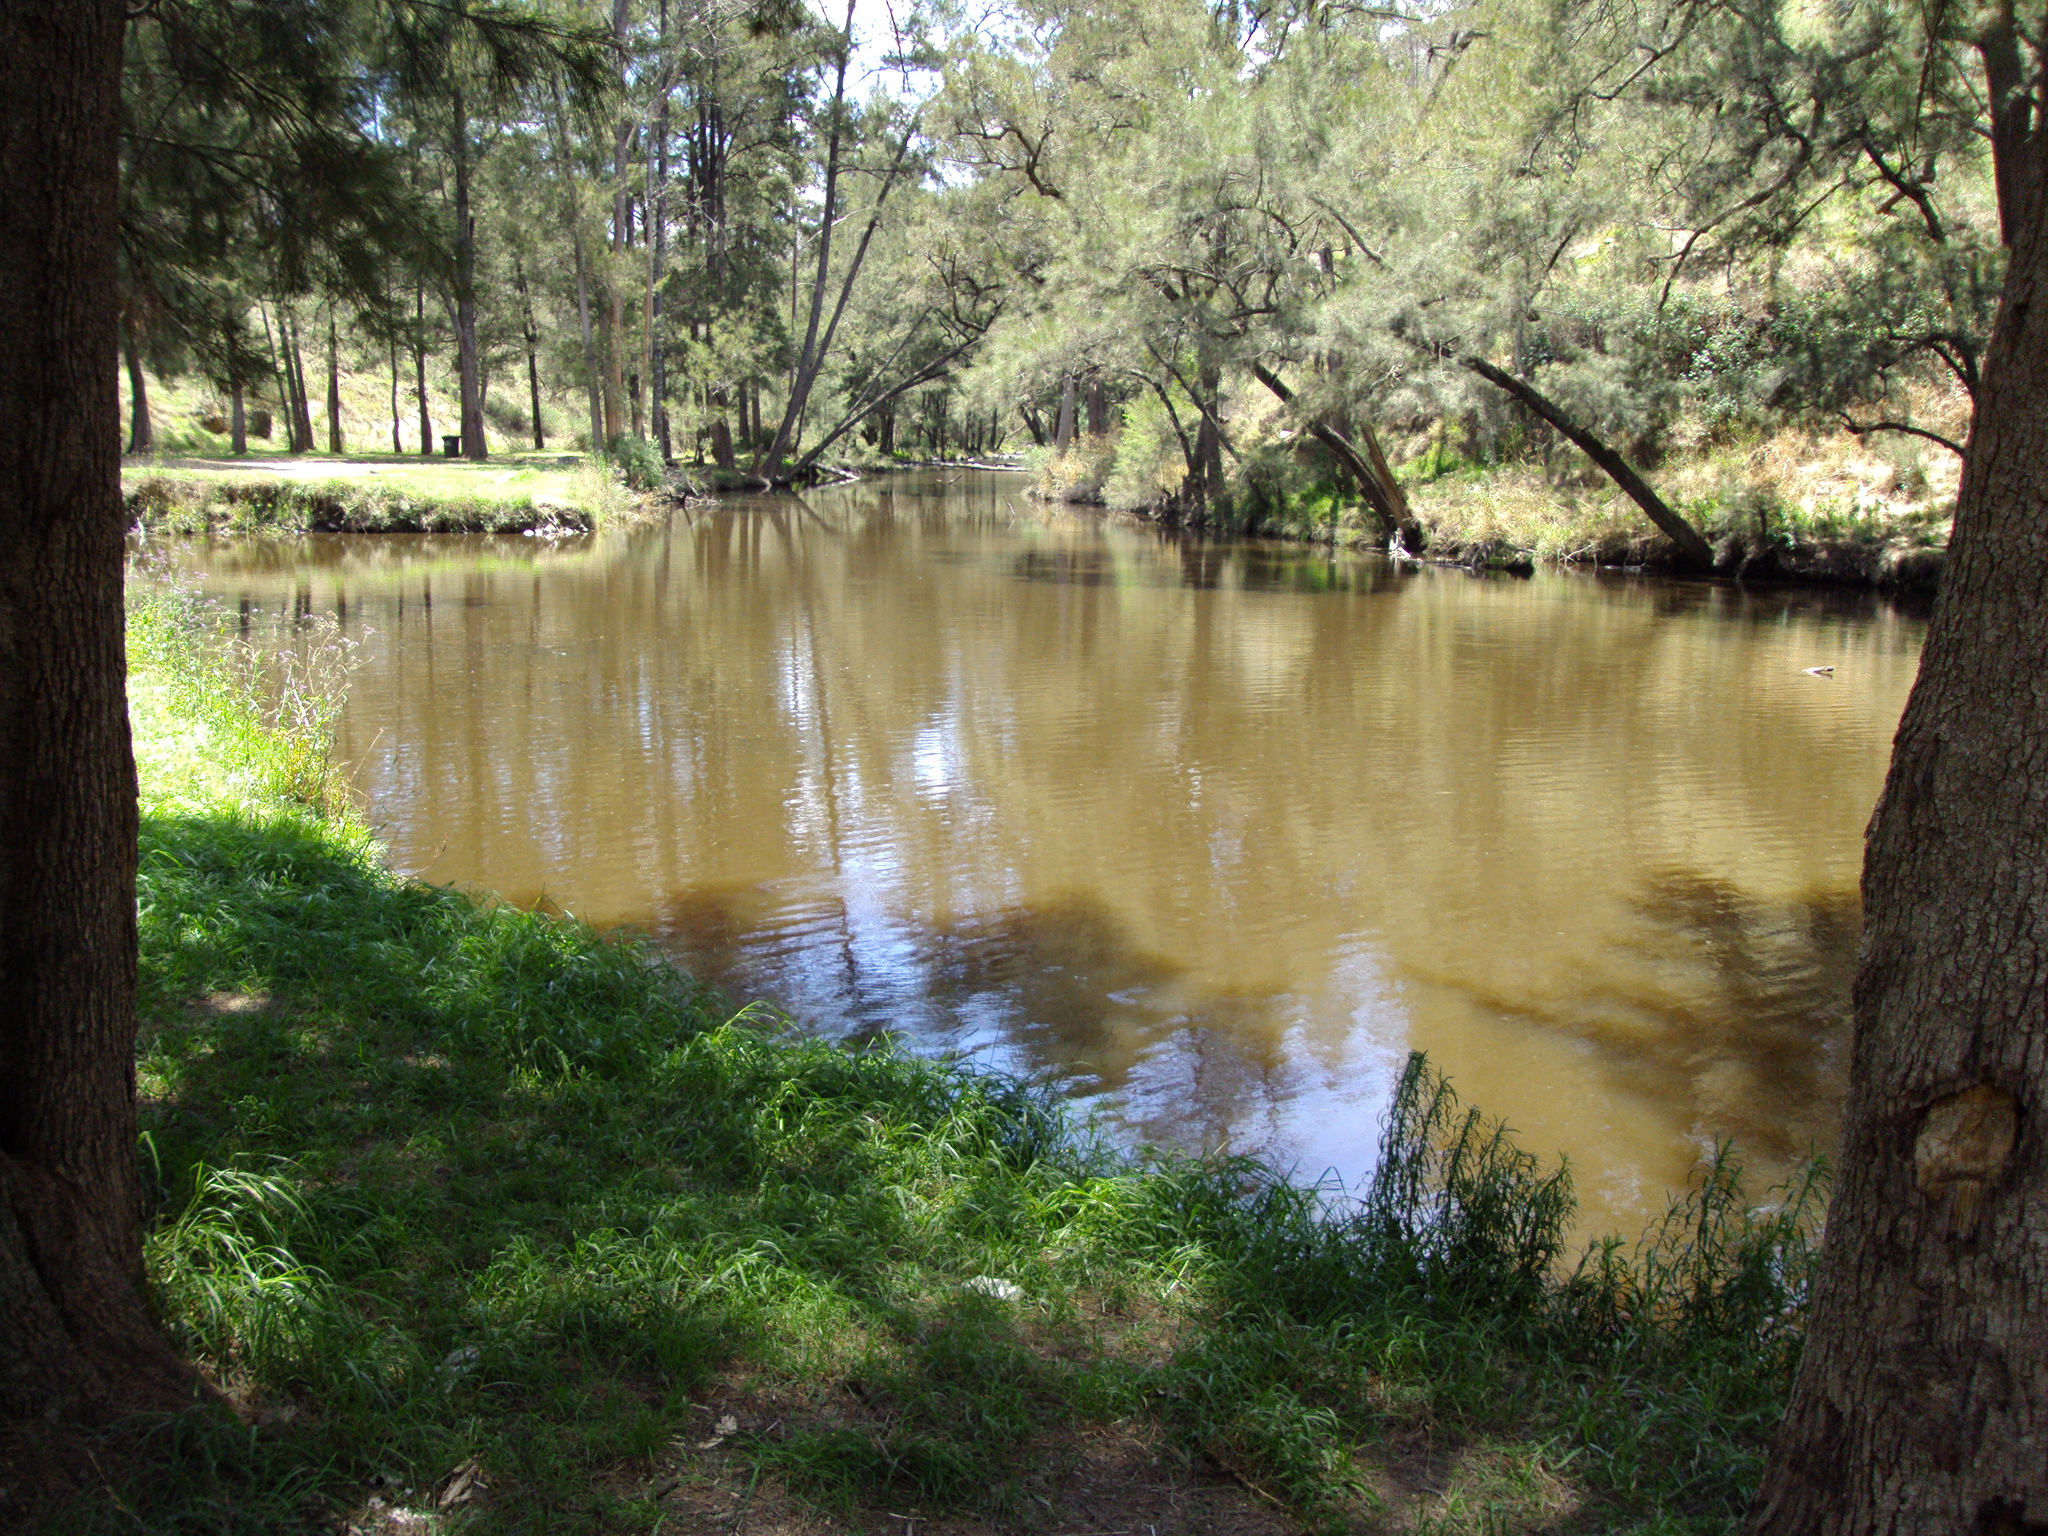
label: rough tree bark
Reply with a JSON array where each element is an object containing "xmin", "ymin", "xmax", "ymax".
[
  {"xmin": 1746, "ymin": 22, "xmax": 2048, "ymax": 1531},
  {"xmin": 0, "ymin": 0, "xmax": 203, "ymax": 1420}
]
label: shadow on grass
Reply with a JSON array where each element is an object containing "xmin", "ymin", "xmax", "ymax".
[{"xmin": 42, "ymin": 805, "xmax": 1825, "ymax": 1536}]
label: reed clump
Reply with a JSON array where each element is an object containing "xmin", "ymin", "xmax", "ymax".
[{"xmin": 77, "ymin": 575, "xmax": 1827, "ymax": 1536}]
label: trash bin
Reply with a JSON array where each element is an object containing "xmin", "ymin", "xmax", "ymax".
[{"xmin": 441, "ymin": 435, "xmax": 461, "ymax": 458}]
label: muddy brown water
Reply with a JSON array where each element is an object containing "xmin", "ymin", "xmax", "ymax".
[{"xmin": 165, "ymin": 469, "xmax": 1927, "ymax": 1239}]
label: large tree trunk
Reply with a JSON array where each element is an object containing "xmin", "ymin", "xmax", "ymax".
[
  {"xmin": 0, "ymin": 0, "xmax": 202, "ymax": 1420},
  {"xmin": 1746, "ymin": 70, "xmax": 2048, "ymax": 1536}
]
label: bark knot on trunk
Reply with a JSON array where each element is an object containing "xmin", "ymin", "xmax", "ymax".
[{"xmin": 1913, "ymin": 1082, "xmax": 2019, "ymax": 1232}]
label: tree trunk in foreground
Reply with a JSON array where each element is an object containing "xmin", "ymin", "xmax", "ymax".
[
  {"xmin": 0, "ymin": 0, "xmax": 202, "ymax": 1420},
  {"xmin": 1459, "ymin": 355, "xmax": 1713, "ymax": 570},
  {"xmin": 1747, "ymin": 63, "xmax": 2048, "ymax": 1536}
]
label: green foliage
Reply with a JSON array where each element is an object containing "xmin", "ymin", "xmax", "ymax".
[{"xmin": 605, "ymin": 433, "xmax": 664, "ymax": 491}]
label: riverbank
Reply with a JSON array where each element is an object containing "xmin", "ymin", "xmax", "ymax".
[
  {"xmin": 1034, "ymin": 420, "xmax": 1956, "ymax": 594},
  {"xmin": 44, "ymin": 581, "xmax": 1826, "ymax": 1534},
  {"xmin": 121, "ymin": 452, "xmax": 648, "ymax": 535}
]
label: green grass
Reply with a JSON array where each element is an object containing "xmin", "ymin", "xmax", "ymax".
[
  {"xmin": 61, "ymin": 580, "xmax": 1828, "ymax": 1534},
  {"xmin": 120, "ymin": 453, "xmax": 640, "ymax": 535}
]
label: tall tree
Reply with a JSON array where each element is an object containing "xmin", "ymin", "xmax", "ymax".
[
  {"xmin": 1745, "ymin": 0, "xmax": 2048, "ymax": 1524},
  {"xmin": 386, "ymin": 0, "xmax": 609, "ymax": 461},
  {"xmin": 0, "ymin": 0, "xmax": 202, "ymax": 1418}
]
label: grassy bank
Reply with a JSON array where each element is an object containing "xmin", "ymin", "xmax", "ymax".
[
  {"xmin": 121, "ymin": 454, "xmax": 645, "ymax": 536},
  {"xmin": 59, "ymin": 584, "xmax": 1825, "ymax": 1534}
]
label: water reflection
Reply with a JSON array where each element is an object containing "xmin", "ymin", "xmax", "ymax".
[{"xmin": 159, "ymin": 471, "xmax": 1925, "ymax": 1237}]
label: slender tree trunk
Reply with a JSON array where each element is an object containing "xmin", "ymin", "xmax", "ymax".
[
  {"xmin": 451, "ymin": 87, "xmax": 486, "ymax": 461},
  {"xmin": 649, "ymin": 31, "xmax": 671, "ymax": 464},
  {"xmin": 1460, "ymin": 355, "xmax": 1711, "ymax": 569},
  {"xmin": 1250, "ymin": 361, "xmax": 1424, "ymax": 551},
  {"xmin": 1054, "ymin": 375, "xmax": 1075, "ymax": 453},
  {"xmin": 389, "ymin": 326, "xmax": 401, "ymax": 453},
  {"xmin": 760, "ymin": 0, "xmax": 855, "ymax": 471},
  {"xmin": 230, "ymin": 372, "xmax": 246, "ymax": 456},
  {"xmin": 1086, "ymin": 372, "xmax": 1108, "ymax": 437},
  {"xmin": 515, "ymin": 257, "xmax": 544, "ymax": 451},
  {"xmin": 257, "ymin": 297, "xmax": 286, "ymax": 435},
  {"xmin": 1197, "ymin": 357, "xmax": 1225, "ymax": 508},
  {"xmin": 1746, "ymin": 60, "xmax": 2048, "ymax": 1536},
  {"xmin": 760, "ymin": 8, "xmax": 919, "ymax": 479},
  {"xmin": 325, "ymin": 310, "xmax": 343, "ymax": 454},
  {"xmin": 602, "ymin": 0, "xmax": 630, "ymax": 447},
  {"xmin": 283, "ymin": 306, "xmax": 314, "ymax": 453},
  {"xmin": 0, "ymin": 0, "xmax": 205, "ymax": 1419},
  {"xmin": 414, "ymin": 284, "xmax": 431, "ymax": 457},
  {"xmin": 570, "ymin": 225, "xmax": 602, "ymax": 453},
  {"xmin": 272, "ymin": 305, "xmax": 299, "ymax": 449},
  {"xmin": 547, "ymin": 80, "xmax": 605, "ymax": 457},
  {"xmin": 878, "ymin": 405, "xmax": 894, "ymax": 457},
  {"xmin": 121, "ymin": 310, "xmax": 151, "ymax": 454}
]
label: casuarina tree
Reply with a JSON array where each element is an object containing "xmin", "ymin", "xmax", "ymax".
[{"xmin": 0, "ymin": 0, "xmax": 203, "ymax": 1418}]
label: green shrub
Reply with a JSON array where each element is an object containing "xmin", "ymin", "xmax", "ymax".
[{"xmin": 606, "ymin": 433, "xmax": 663, "ymax": 490}]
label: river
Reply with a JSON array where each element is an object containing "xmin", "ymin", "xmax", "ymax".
[{"xmin": 168, "ymin": 469, "xmax": 1927, "ymax": 1239}]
